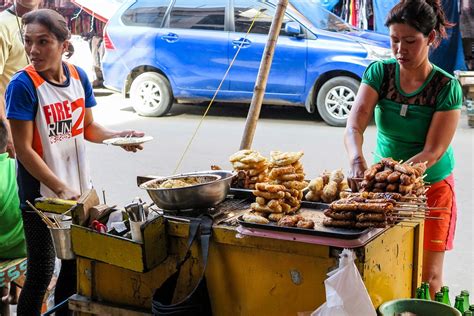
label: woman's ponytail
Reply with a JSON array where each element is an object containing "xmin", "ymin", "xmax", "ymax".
[{"xmin": 424, "ymin": 0, "xmax": 455, "ymax": 45}]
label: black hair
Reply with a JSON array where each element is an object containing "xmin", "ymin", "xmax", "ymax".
[
  {"xmin": 385, "ymin": 0, "xmax": 454, "ymax": 48},
  {"xmin": 0, "ymin": 120, "xmax": 8, "ymax": 152},
  {"xmin": 22, "ymin": 8, "xmax": 75, "ymax": 58}
]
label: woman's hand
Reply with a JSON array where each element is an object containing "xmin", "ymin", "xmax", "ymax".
[
  {"xmin": 114, "ymin": 130, "xmax": 145, "ymax": 152},
  {"xmin": 55, "ymin": 186, "xmax": 81, "ymax": 201},
  {"xmin": 348, "ymin": 158, "xmax": 367, "ymax": 192}
]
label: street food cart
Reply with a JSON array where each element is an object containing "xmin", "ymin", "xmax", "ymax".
[{"xmin": 66, "ymin": 192, "xmax": 423, "ymax": 315}]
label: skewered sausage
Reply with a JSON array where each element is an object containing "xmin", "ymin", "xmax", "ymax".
[
  {"xmin": 400, "ymin": 174, "xmax": 414, "ymax": 185},
  {"xmin": 357, "ymin": 202, "xmax": 393, "ymax": 213},
  {"xmin": 394, "ymin": 163, "xmax": 415, "ymax": 175},
  {"xmin": 356, "ymin": 213, "xmax": 387, "ymax": 222},
  {"xmin": 374, "ymin": 182, "xmax": 388, "ymax": 190},
  {"xmin": 363, "ymin": 163, "xmax": 383, "ymax": 181},
  {"xmin": 324, "ymin": 209, "xmax": 356, "ymax": 220},
  {"xmin": 399, "ymin": 183, "xmax": 414, "ymax": 195},
  {"xmin": 322, "ymin": 218, "xmax": 355, "ymax": 228},
  {"xmin": 387, "ymin": 171, "xmax": 401, "ymax": 183},
  {"xmin": 386, "ymin": 183, "xmax": 399, "ymax": 192},
  {"xmin": 375, "ymin": 170, "xmax": 393, "ymax": 182},
  {"xmin": 381, "ymin": 157, "xmax": 398, "ymax": 169},
  {"xmin": 355, "ymin": 221, "xmax": 387, "ymax": 228}
]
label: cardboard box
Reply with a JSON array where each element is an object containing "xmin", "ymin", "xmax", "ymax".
[{"xmin": 71, "ymin": 216, "xmax": 167, "ymax": 272}]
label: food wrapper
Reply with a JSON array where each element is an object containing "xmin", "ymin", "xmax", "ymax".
[{"xmin": 311, "ymin": 249, "xmax": 376, "ymax": 316}]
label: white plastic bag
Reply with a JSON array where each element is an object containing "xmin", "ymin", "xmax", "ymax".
[{"xmin": 312, "ymin": 249, "xmax": 376, "ymax": 316}]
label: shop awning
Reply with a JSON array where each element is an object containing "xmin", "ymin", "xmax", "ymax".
[{"xmin": 71, "ymin": 0, "xmax": 126, "ymax": 22}]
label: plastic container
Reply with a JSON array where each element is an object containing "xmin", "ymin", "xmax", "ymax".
[
  {"xmin": 49, "ymin": 227, "xmax": 75, "ymax": 260},
  {"xmin": 378, "ymin": 299, "xmax": 462, "ymax": 316}
]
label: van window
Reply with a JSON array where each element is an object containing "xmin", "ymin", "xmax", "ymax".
[
  {"xmin": 122, "ymin": 0, "xmax": 170, "ymax": 27},
  {"xmin": 234, "ymin": 0, "xmax": 295, "ymax": 35},
  {"xmin": 169, "ymin": 0, "xmax": 226, "ymax": 31}
]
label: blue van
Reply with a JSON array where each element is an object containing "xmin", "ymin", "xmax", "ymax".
[{"xmin": 102, "ymin": 0, "xmax": 391, "ymax": 126}]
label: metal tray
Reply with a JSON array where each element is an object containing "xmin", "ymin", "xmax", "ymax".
[{"xmin": 237, "ymin": 209, "xmax": 371, "ymax": 239}]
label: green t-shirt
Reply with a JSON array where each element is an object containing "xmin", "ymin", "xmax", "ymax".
[
  {"xmin": 362, "ymin": 59, "xmax": 462, "ymax": 184},
  {"xmin": 0, "ymin": 152, "xmax": 26, "ymax": 258}
]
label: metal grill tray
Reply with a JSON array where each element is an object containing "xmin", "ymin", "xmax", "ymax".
[{"xmin": 232, "ymin": 188, "xmax": 371, "ymax": 239}]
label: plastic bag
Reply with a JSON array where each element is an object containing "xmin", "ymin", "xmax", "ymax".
[{"xmin": 312, "ymin": 249, "xmax": 376, "ymax": 316}]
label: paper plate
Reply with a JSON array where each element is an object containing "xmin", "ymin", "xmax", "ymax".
[{"xmin": 103, "ymin": 135, "xmax": 153, "ymax": 146}]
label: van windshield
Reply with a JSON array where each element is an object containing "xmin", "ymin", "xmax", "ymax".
[{"xmin": 289, "ymin": 0, "xmax": 356, "ymax": 33}]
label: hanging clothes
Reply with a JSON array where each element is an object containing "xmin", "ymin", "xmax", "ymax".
[
  {"xmin": 429, "ymin": 0, "xmax": 467, "ymax": 72},
  {"xmin": 373, "ymin": 0, "xmax": 399, "ymax": 34}
]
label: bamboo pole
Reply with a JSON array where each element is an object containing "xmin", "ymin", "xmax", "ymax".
[{"xmin": 240, "ymin": 0, "xmax": 289, "ymax": 150}]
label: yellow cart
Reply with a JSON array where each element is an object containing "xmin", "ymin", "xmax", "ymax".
[{"xmin": 69, "ymin": 214, "xmax": 423, "ymax": 315}]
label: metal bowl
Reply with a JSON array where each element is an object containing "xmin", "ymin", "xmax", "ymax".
[{"xmin": 140, "ymin": 170, "xmax": 235, "ymax": 210}]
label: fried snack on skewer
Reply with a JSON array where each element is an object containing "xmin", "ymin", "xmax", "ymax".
[
  {"xmin": 242, "ymin": 212, "xmax": 269, "ymax": 224},
  {"xmin": 321, "ymin": 180, "xmax": 338, "ymax": 203},
  {"xmin": 277, "ymin": 214, "xmax": 304, "ymax": 227},
  {"xmin": 255, "ymin": 183, "xmax": 286, "ymax": 193},
  {"xmin": 253, "ymin": 190, "xmax": 285, "ymax": 200},
  {"xmin": 305, "ymin": 190, "xmax": 321, "ymax": 202},
  {"xmin": 329, "ymin": 169, "xmax": 344, "ymax": 184},
  {"xmin": 296, "ymin": 219, "xmax": 314, "ymax": 229},
  {"xmin": 251, "ymin": 202, "xmax": 282, "ymax": 213},
  {"xmin": 268, "ymin": 213, "xmax": 284, "ymax": 222},
  {"xmin": 230, "ymin": 149, "xmax": 269, "ymax": 189},
  {"xmin": 270, "ymin": 151, "xmax": 304, "ymax": 167},
  {"xmin": 308, "ymin": 177, "xmax": 324, "ymax": 192}
]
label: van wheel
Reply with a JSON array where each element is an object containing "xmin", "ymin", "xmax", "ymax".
[
  {"xmin": 316, "ymin": 76, "xmax": 359, "ymax": 127},
  {"xmin": 130, "ymin": 72, "xmax": 173, "ymax": 117}
]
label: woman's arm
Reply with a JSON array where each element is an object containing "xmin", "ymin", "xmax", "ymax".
[
  {"xmin": 344, "ymin": 83, "xmax": 379, "ymax": 190},
  {"xmin": 406, "ymin": 110, "xmax": 461, "ymax": 167},
  {"xmin": 83, "ymin": 108, "xmax": 144, "ymax": 152},
  {"xmin": 9, "ymin": 119, "xmax": 80, "ymax": 199}
]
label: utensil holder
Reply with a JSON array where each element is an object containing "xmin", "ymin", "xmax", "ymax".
[
  {"xmin": 49, "ymin": 227, "xmax": 75, "ymax": 260},
  {"xmin": 130, "ymin": 220, "xmax": 145, "ymax": 243}
]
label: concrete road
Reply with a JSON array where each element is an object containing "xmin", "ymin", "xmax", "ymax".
[{"xmin": 88, "ymin": 90, "xmax": 473, "ymax": 298}]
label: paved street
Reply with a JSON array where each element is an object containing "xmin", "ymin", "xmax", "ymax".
[{"xmin": 88, "ymin": 90, "xmax": 473, "ymax": 297}]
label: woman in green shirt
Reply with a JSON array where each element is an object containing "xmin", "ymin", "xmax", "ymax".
[
  {"xmin": 344, "ymin": 0, "xmax": 462, "ymax": 297},
  {"xmin": 0, "ymin": 119, "xmax": 26, "ymax": 259}
]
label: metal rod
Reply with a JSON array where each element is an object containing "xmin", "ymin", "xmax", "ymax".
[{"xmin": 240, "ymin": 0, "xmax": 289, "ymax": 150}]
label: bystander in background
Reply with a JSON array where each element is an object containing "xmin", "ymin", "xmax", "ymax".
[
  {"xmin": 0, "ymin": 0, "xmax": 42, "ymax": 158},
  {"xmin": 460, "ymin": 0, "xmax": 474, "ymax": 70}
]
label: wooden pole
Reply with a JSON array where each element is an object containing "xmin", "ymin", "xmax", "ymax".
[{"xmin": 239, "ymin": 0, "xmax": 289, "ymax": 150}]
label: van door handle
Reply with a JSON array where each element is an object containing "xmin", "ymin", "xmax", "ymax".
[
  {"xmin": 161, "ymin": 33, "xmax": 179, "ymax": 43},
  {"xmin": 232, "ymin": 38, "xmax": 251, "ymax": 49}
]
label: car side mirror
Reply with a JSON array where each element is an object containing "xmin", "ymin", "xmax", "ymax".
[{"xmin": 285, "ymin": 21, "xmax": 303, "ymax": 37}]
